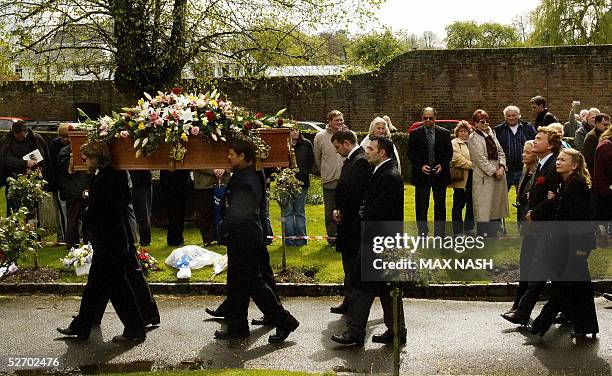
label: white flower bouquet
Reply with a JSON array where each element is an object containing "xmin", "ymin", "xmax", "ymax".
[{"xmin": 61, "ymin": 243, "xmax": 94, "ymax": 276}]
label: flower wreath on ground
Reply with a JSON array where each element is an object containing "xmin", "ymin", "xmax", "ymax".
[
  {"xmin": 136, "ymin": 247, "xmax": 161, "ymax": 274},
  {"xmin": 79, "ymin": 88, "xmax": 290, "ymax": 163}
]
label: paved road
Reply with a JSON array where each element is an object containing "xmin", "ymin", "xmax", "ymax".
[{"xmin": 0, "ymin": 295, "xmax": 610, "ymax": 375}]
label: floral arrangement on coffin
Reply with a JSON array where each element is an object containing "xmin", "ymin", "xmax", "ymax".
[
  {"xmin": 79, "ymin": 88, "xmax": 289, "ymax": 163},
  {"xmin": 136, "ymin": 247, "xmax": 160, "ymax": 274},
  {"xmin": 61, "ymin": 243, "xmax": 94, "ymax": 276}
]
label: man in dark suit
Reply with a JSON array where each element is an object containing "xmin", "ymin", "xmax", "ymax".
[
  {"xmin": 332, "ymin": 136, "xmax": 406, "ymax": 346},
  {"xmin": 57, "ymin": 141, "xmax": 146, "ymax": 342},
  {"xmin": 408, "ymin": 107, "xmax": 452, "ymax": 236},
  {"xmin": 330, "ymin": 130, "xmax": 372, "ymax": 314},
  {"xmin": 502, "ymin": 126, "xmax": 562, "ymax": 325},
  {"xmin": 214, "ymin": 137, "xmax": 299, "ymax": 343}
]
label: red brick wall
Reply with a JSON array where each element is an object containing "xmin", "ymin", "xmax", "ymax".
[{"xmin": 0, "ymin": 45, "xmax": 610, "ymax": 131}]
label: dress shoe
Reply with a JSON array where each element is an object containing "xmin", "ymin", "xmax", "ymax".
[
  {"xmin": 525, "ymin": 325, "xmax": 546, "ymax": 337},
  {"xmin": 502, "ymin": 307, "xmax": 517, "ymax": 315},
  {"xmin": 205, "ymin": 307, "xmax": 225, "ymax": 318},
  {"xmin": 371, "ymin": 329, "xmax": 407, "ymax": 345},
  {"xmin": 603, "ymin": 293, "xmax": 612, "ymax": 302},
  {"xmin": 56, "ymin": 327, "xmax": 88, "ymax": 341},
  {"xmin": 571, "ymin": 331, "xmax": 597, "ymax": 340},
  {"xmin": 269, "ymin": 316, "xmax": 299, "ymax": 344},
  {"xmin": 330, "ymin": 305, "xmax": 348, "ymax": 314},
  {"xmin": 552, "ymin": 312, "xmax": 571, "ymax": 325},
  {"xmin": 251, "ymin": 316, "xmax": 273, "ymax": 326},
  {"xmin": 331, "ymin": 332, "xmax": 364, "ymax": 346},
  {"xmin": 500, "ymin": 311, "xmax": 529, "ymax": 326},
  {"xmin": 112, "ymin": 334, "xmax": 146, "ymax": 343},
  {"xmin": 213, "ymin": 329, "xmax": 249, "ymax": 340}
]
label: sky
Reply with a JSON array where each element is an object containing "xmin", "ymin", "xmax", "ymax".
[{"xmin": 372, "ymin": 0, "xmax": 541, "ymax": 38}]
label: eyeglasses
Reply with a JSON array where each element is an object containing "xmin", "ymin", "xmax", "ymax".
[
  {"xmin": 478, "ymin": 120, "xmax": 489, "ymax": 124},
  {"xmin": 423, "ymin": 117, "xmax": 435, "ymax": 120}
]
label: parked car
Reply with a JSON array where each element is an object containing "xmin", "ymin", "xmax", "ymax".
[
  {"xmin": 296, "ymin": 121, "xmax": 325, "ymax": 133},
  {"xmin": 0, "ymin": 116, "xmax": 31, "ymax": 130},
  {"xmin": 24, "ymin": 121, "xmax": 65, "ymax": 132},
  {"xmin": 407, "ymin": 119, "xmax": 463, "ymax": 134}
]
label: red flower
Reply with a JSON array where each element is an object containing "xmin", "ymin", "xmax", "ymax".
[
  {"xmin": 536, "ymin": 176, "xmax": 546, "ymax": 185},
  {"xmin": 206, "ymin": 111, "xmax": 215, "ymax": 121},
  {"xmin": 244, "ymin": 122, "xmax": 253, "ymax": 130},
  {"xmin": 277, "ymin": 118, "xmax": 284, "ymax": 126},
  {"xmin": 171, "ymin": 86, "xmax": 183, "ymax": 95},
  {"xmin": 255, "ymin": 112, "xmax": 264, "ymax": 119}
]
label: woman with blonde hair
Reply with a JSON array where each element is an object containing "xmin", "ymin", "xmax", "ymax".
[
  {"xmin": 529, "ymin": 148, "xmax": 598, "ymax": 339},
  {"xmin": 449, "ymin": 120, "xmax": 474, "ymax": 235},
  {"xmin": 548, "ymin": 123, "xmax": 572, "ymax": 149},
  {"xmin": 360, "ymin": 116, "xmax": 401, "ymax": 172},
  {"xmin": 467, "ymin": 109, "xmax": 509, "ymax": 237}
]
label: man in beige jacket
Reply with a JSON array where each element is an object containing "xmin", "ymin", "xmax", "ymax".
[{"xmin": 313, "ymin": 110, "xmax": 345, "ymax": 247}]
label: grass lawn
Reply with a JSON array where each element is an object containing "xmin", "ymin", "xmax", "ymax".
[
  {"xmin": 3, "ymin": 179, "xmax": 610, "ymax": 284},
  {"xmin": 104, "ymin": 370, "xmax": 332, "ymax": 376}
]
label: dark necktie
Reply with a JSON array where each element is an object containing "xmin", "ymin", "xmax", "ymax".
[{"xmin": 426, "ymin": 128, "xmax": 435, "ymax": 165}]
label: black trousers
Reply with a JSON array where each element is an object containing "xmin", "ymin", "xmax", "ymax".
[
  {"xmin": 415, "ymin": 180, "xmax": 447, "ymax": 236},
  {"xmin": 347, "ymin": 286, "xmax": 406, "ymax": 339},
  {"xmin": 451, "ymin": 186, "xmax": 474, "ymax": 235},
  {"xmin": 216, "ymin": 246, "xmax": 278, "ymax": 316},
  {"xmin": 69, "ymin": 261, "xmax": 145, "ymax": 338},
  {"xmin": 65, "ymin": 198, "xmax": 85, "ymax": 247},
  {"xmin": 194, "ymin": 188, "xmax": 215, "ymax": 244},
  {"xmin": 132, "ymin": 184, "xmax": 152, "ymax": 246},
  {"xmin": 160, "ymin": 170, "xmax": 189, "ymax": 246},
  {"xmin": 225, "ymin": 247, "xmax": 291, "ymax": 332},
  {"xmin": 340, "ymin": 252, "xmax": 357, "ymax": 306}
]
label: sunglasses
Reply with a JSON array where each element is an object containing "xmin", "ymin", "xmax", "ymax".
[
  {"xmin": 478, "ymin": 119, "xmax": 489, "ymax": 124},
  {"xmin": 423, "ymin": 116, "xmax": 435, "ymax": 120}
]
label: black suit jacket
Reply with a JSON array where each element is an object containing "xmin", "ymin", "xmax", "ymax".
[
  {"xmin": 84, "ymin": 165, "xmax": 131, "ymax": 267},
  {"xmin": 407, "ymin": 125, "xmax": 452, "ymax": 186},
  {"xmin": 219, "ymin": 165, "xmax": 264, "ymax": 250},
  {"xmin": 361, "ymin": 159, "xmax": 404, "ymax": 222},
  {"xmin": 527, "ymin": 153, "xmax": 562, "ymax": 221},
  {"xmin": 335, "ymin": 147, "xmax": 372, "ymax": 255}
]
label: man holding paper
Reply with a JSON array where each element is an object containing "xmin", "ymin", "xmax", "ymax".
[{"xmin": 0, "ymin": 120, "xmax": 50, "ymax": 215}]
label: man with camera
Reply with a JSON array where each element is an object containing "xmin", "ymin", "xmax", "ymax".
[{"xmin": 408, "ymin": 107, "xmax": 453, "ymax": 237}]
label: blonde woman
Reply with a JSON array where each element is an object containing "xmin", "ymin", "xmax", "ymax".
[
  {"xmin": 547, "ymin": 123, "xmax": 572, "ymax": 149},
  {"xmin": 467, "ymin": 109, "xmax": 509, "ymax": 237},
  {"xmin": 449, "ymin": 121, "xmax": 474, "ymax": 236},
  {"xmin": 360, "ymin": 117, "xmax": 401, "ymax": 173}
]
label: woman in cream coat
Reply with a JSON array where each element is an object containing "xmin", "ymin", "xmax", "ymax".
[
  {"xmin": 467, "ymin": 109, "xmax": 509, "ymax": 237},
  {"xmin": 450, "ymin": 121, "xmax": 475, "ymax": 236}
]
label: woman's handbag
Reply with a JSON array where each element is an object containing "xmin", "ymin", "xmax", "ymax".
[{"xmin": 450, "ymin": 167, "xmax": 465, "ymax": 182}]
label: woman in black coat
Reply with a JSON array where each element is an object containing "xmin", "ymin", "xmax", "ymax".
[{"xmin": 529, "ymin": 148, "xmax": 598, "ymax": 339}]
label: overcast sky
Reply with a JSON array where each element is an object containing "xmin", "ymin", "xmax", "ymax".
[{"xmin": 372, "ymin": 0, "xmax": 540, "ymax": 38}]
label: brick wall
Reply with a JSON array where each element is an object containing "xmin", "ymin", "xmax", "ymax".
[{"xmin": 0, "ymin": 45, "xmax": 610, "ymax": 131}]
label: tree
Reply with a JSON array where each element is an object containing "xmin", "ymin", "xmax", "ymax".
[
  {"xmin": 0, "ymin": 0, "xmax": 382, "ymax": 97},
  {"xmin": 346, "ymin": 29, "xmax": 410, "ymax": 70},
  {"xmin": 445, "ymin": 21, "xmax": 520, "ymax": 49},
  {"xmin": 530, "ymin": 0, "xmax": 612, "ymax": 45}
]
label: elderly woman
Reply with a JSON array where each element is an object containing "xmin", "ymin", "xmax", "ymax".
[
  {"xmin": 548, "ymin": 123, "xmax": 572, "ymax": 149},
  {"xmin": 467, "ymin": 109, "xmax": 509, "ymax": 237},
  {"xmin": 450, "ymin": 121, "xmax": 474, "ymax": 236},
  {"xmin": 360, "ymin": 116, "xmax": 401, "ymax": 173}
]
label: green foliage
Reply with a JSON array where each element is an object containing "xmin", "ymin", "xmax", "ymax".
[
  {"xmin": 346, "ymin": 29, "xmax": 411, "ymax": 69},
  {"xmin": 6, "ymin": 170, "xmax": 48, "ymax": 214},
  {"xmin": 0, "ymin": 207, "xmax": 39, "ymax": 274},
  {"xmin": 530, "ymin": 0, "xmax": 612, "ymax": 45},
  {"xmin": 270, "ymin": 168, "xmax": 303, "ymax": 209},
  {"xmin": 446, "ymin": 21, "xmax": 521, "ymax": 49}
]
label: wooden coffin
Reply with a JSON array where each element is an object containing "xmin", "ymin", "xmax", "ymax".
[{"xmin": 69, "ymin": 128, "xmax": 290, "ymax": 171}]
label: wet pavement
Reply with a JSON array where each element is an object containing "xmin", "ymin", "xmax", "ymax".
[{"xmin": 0, "ymin": 295, "xmax": 610, "ymax": 375}]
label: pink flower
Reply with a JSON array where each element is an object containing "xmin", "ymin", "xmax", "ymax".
[
  {"xmin": 190, "ymin": 126, "xmax": 200, "ymax": 136},
  {"xmin": 154, "ymin": 118, "xmax": 163, "ymax": 127},
  {"xmin": 149, "ymin": 112, "xmax": 160, "ymax": 122},
  {"xmin": 99, "ymin": 124, "xmax": 108, "ymax": 131},
  {"xmin": 99, "ymin": 131, "xmax": 108, "ymax": 137},
  {"xmin": 120, "ymin": 130, "xmax": 129, "ymax": 138}
]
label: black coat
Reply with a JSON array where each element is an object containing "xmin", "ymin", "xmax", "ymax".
[
  {"xmin": 527, "ymin": 153, "xmax": 562, "ymax": 221},
  {"xmin": 0, "ymin": 130, "xmax": 50, "ymax": 187},
  {"xmin": 407, "ymin": 125, "xmax": 452, "ymax": 186},
  {"xmin": 335, "ymin": 147, "xmax": 372, "ymax": 255},
  {"xmin": 57, "ymin": 145, "xmax": 92, "ymax": 201},
  {"xmin": 293, "ymin": 137, "xmax": 314, "ymax": 188},
  {"xmin": 219, "ymin": 165, "xmax": 264, "ymax": 250},
  {"xmin": 361, "ymin": 159, "xmax": 404, "ymax": 222},
  {"xmin": 83, "ymin": 165, "xmax": 132, "ymax": 267}
]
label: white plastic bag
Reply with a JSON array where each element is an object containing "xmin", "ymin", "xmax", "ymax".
[
  {"xmin": 164, "ymin": 245, "xmax": 227, "ymax": 275},
  {"xmin": 176, "ymin": 267, "xmax": 192, "ymax": 279}
]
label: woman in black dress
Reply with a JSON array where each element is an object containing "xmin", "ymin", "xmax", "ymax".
[{"xmin": 528, "ymin": 148, "xmax": 598, "ymax": 339}]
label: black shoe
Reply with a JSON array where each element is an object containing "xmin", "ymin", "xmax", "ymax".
[
  {"xmin": 500, "ymin": 312, "xmax": 529, "ymax": 326},
  {"xmin": 603, "ymin": 293, "xmax": 612, "ymax": 302},
  {"xmin": 503, "ymin": 307, "xmax": 517, "ymax": 315},
  {"xmin": 251, "ymin": 316, "xmax": 273, "ymax": 326},
  {"xmin": 371, "ymin": 329, "xmax": 407, "ymax": 345},
  {"xmin": 571, "ymin": 331, "xmax": 597, "ymax": 340},
  {"xmin": 269, "ymin": 316, "xmax": 299, "ymax": 344},
  {"xmin": 331, "ymin": 332, "xmax": 364, "ymax": 346},
  {"xmin": 205, "ymin": 307, "xmax": 225, "ymax": 318},
  {"xmin": 525, "ymin": 325, "xmax": 546, "ymax": 337},
  {"xmin": 552, "ymin": 312, "xmax": 571, "ymax": 325},
  {"xmin": 330, "ymin": 305, "xmax": 348, "ymax": 314},
  {"xmin": 112, "ymin": 334, "xmax": 146, "ymax": 343},
  {"xmin": 57, "ymin": 327, "xmax": 88, "ymax": 341},
  {"xmin": 214, "ymin": 329, "xmax": 249, "ymax": 340}
]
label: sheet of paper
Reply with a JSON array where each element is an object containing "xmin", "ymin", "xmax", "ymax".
[{"xmin": 22, "ymin": 149, "xmax": 44, "ymax": 163}]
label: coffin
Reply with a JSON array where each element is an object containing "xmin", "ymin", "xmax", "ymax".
[{"xmin": 69, "ymin": 128, "xmax": 290, "ymax": 171}]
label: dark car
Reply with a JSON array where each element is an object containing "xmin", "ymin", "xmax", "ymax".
[
  {"xmin": 407, "ymin": 120, "xmax": 463, "ymax": 134},
  {"xmin": 24, "ymin": 121, "xmax": 64, "ymax": 132},
  {"xmin": 0, "ymin": 117, "xmax": 31, "ymax": 130}
]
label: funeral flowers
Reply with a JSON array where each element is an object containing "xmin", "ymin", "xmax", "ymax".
[
  {"xmin": 136, "ymin": 247, "xmax": 160, "ymax": 274},
  {"xmin": 61, "ymin": 243, "xmax": 93, "ymax": 275}
]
